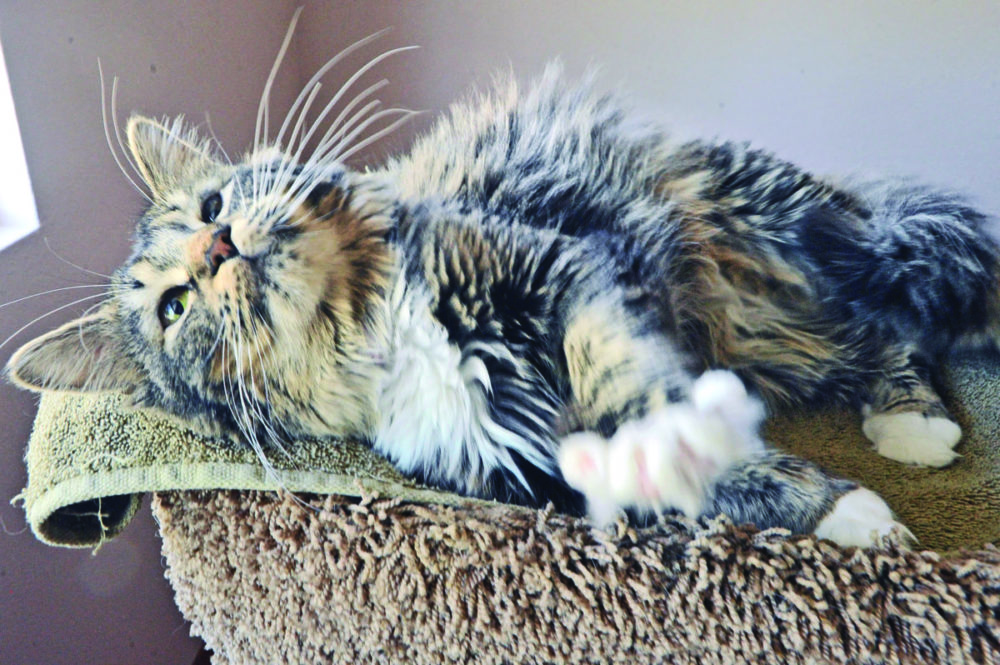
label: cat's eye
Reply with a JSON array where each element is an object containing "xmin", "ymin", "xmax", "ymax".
[
  {"xmin": 158, "ymin": 287, "xmax": 191, "ymax": 328},
  {"xmin": 201, "ymin": 192, "xmax": 223, "ymax": 224}
]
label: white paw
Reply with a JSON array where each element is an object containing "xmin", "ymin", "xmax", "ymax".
[
  {"xmin": 862, "ymin": 411, "xmax": 961, "ymax": 467},
  {"xmin": 559, "ymin": 371, "xmax": 764, "ymax": 522},
  {"xmin": 813, "ymin": 488, "xmax": 914, "ymax": 548}
]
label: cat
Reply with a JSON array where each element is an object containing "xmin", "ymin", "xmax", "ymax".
[{"xmin": 8, "ymin": 44, "xmax": 999, "ymax": 548}]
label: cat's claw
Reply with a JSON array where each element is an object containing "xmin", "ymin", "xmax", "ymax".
[
  {"xmin": 862, "ymin": 411, "xmax": 961, "ymax": 467},
  {"xmin": 559, "ymin": 370, "xmax": 764, "ymax": 523}
]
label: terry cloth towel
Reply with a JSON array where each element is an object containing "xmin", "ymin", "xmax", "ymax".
[{"xmin": 17, "ymin": 352, "xmax": 1000, "ymax": 663}]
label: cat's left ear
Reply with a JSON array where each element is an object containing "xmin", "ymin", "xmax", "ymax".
[
  {"xmin": 6, "ymin": 308, "xmax": 144, "ymax": 394},
  {"xmin": 126, "ymin": 115, "xmax": 216, "ymax": 200}
]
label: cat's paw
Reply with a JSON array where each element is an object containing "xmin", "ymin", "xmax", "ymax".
[
  {"xmin": 861, "ymin": 410, "xmax": 961, "ymax": 468},
  {"xmin": 813, "ymin": 488, "xmax": 915, "ymax": 548},
  {"xmin": 559, "ymin": 370, "xmax": 764, "ymax": 522}
]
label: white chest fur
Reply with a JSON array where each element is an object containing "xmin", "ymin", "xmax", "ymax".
[{"xmin": 373, "ymin": 281, "xmax": 553, "ymax": 495}]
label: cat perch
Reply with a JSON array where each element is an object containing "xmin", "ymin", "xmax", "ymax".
[{"xmin": 19, "ymin": 354, "xmax": 1000, "ymax": 663}]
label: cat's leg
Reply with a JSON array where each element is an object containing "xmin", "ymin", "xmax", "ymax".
[
  {"xmin": 560, "ymin": 371, "xmax": 911, "ymax": 548},
  {"xmin": 711, "ymin": 452, "xmax": 914, "ymax": 548},
  {"xmin": 556, "ymin": 296, "xmax": 756, "ymax": 522},
  {"xmin": 862, "ymin": 351, "xmax": 961, "ymax": 467},
  {"xmin": 555, "ymin": 295, "xmax": 911, "ymax": 547}
]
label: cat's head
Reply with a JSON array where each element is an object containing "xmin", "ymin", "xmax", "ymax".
[{"xmin": 7, "ymin": 115, "xmax": 398, "ymax": 444}]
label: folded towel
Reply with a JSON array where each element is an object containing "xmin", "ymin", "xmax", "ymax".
[
  {"xmin": 17, "ymin": 352, "xmax": 1000, "ymax": 663},
  {"xmin": 21, "ymin": 392, "xmax": 492, "ymax": 547},
  {"xmin": 20, "ymin": 352, "xmax": 1000, "ymax": 551}
]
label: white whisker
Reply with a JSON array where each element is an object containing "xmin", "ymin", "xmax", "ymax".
[
  {"xmin": 202, "ymin": 319, "xmax": 226, "ymax": 366},
  {"xmin": 277, "ymin": 100, "xmax": 390, "ymax": 211},
  {"xmin": 333, "ymin": 109, "xmax": 420, "ymax": 163},
  {"xmin": 247, "ymin": 316, "xmax": 289, "ymax": 458},
  {"xmin": 268, "ymin": 82, "xmax": 324, "ymax": 204},
  {"xmin": 43, "ymin": 237, "xmax": 115, "ymax": 280},
  {"xmin": 99, "ymin": 62, "xmax": 151, "ymax": 203},
  {"xmin": 265, "ymin": 44, "xmax": 417, "ymax": 211},
  {"xmin": 76, "ymin": 298, "xmax": 113, "ymax": 353},
  {"xmin": 203, "ymin": 112, "xmax": 235, "ymax": 167},
  {"xmin": 272, "ymin": 29, "xmax": 394, "ymax": 154},
  {"xmin": 308, "ymin": 99, "xmax": 383, "ymax": 165},
  {"xmin": 0, "ymin": 292, "xmax": 109, "ymax": 352},
  {"xmin": 293, "ymin": 43, "xmax": 417, "ymax": 161},
  {"xmin": 0, "ymin": 284, "xmax": 111, "ymax": 311},
  {"xmin": 317, "ymin": 78, "xmax": 388, "ymax": 144},
  {"xmin": 108, "ymin": 73, "xmax": 146, "ymax": 185},
  {"xmin": 254, "ymin": 7, "xmax": 303, "ymax": 200}
]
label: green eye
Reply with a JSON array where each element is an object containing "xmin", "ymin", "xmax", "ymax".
[{"xmin": 158, "ymin": 287, "xmax": 190, "ymax": 328}]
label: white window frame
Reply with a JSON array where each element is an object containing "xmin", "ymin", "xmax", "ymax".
[{"xmin": 0, "ymin": 40, "xmax": 38, "ymax": 251}]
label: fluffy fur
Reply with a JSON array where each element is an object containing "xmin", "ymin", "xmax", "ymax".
[{"xmin": 9, "ymin": 35, "xmax": 1000, "ymax": 547}]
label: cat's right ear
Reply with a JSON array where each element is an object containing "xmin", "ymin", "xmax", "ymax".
[
  {"xmin": 126, "ymin": 115, "xmax": 214, "ymax": 200},
  {"xmin": 6, "ymin": 309, "xmax": 143, "ymax": 394}
]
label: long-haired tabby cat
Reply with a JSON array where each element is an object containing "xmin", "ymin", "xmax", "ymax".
[{"xmin": 8, "ymin": 26, "xmax": 999, "ymax": 549}]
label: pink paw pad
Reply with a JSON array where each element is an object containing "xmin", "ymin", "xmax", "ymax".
[{"xmin": 559, "ymin": 371, "xmax": 764, "ymax": 523}]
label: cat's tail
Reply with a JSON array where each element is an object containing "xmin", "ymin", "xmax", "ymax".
[{"xmin": 801, "ymin": 177, "xmax": 1000, "ymax": 354}]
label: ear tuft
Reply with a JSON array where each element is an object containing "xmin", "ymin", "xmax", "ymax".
[
  {"xmin": 126, "ymin": 115, "xmax": 216, "ymax": 199},
  {"xmin": 6, "ymin": 309, "xmax": 143, "ymax": 394}
]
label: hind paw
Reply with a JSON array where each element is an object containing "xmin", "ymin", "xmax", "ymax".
[{"xmin": 862, "ymin": 411, "xmax": 961, "ymax": 467}]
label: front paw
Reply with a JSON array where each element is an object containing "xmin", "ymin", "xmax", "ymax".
[{"xmin": 559, "ymin": 371, "xmax": 764, "ymax": 521}]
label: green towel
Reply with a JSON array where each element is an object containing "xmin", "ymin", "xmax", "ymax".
[
  {"xmin": 18, "ymin": 352, "xmax": 1000, "ymax": 551},
  {"xmin": 20, "ymin": 392, "xmax": 496, "ymax": 547}
]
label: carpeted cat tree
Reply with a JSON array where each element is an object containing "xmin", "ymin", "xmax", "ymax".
[{"xmin": 18, "ymin": 353, "xmax": 1000, "ymax": 664}]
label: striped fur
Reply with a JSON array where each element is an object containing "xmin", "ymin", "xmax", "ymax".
[{"xmin": 9, "ymin": 57, "xmax": 1000, "ymax": 544}]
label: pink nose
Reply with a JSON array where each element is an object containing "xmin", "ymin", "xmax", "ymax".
[{"xmin": 206, "ymin": 227, "xmax": 240, "ymax": 275}]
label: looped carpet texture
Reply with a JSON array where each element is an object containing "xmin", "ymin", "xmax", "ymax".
[{"xmin": 154, "ymin": 490, "xmax": 1000, "ymax": 665}]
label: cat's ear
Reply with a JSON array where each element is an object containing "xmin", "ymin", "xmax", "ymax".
[
  {"xmin": 126, "ymin": 115, "xmax": 215, "ymax": 200},
  {"xmin": 6, "ymin": 309, "xmax": 143, "ymax": 394}
]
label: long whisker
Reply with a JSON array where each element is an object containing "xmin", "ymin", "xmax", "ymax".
[
  {"xmin": 263, "ymin": 43, "xmax": 418, "ymax": 213},
  {"xmin": 202, "ymin": 318, "xmax": 226, "ymax": 366},
  {"xmin": 316, "ymin": 78, "xmax": 389, "ymax": 146},
  {"xmin": 292, "ymin": 44, "xmax": 417, "ymax": 162},
  {"xmin": 220, "ymin": 335, "xmax": 275, "ymax": 483},
  {"xmin": 43, "ymin": 237, "xmax": 115, "ymax": 280},
  {"xmin": 223, "ymin": 333, "xmax": 260, "ymax": 463},
  {"xmin": 246, "ymin": 315, "xmax": 288, "ymax": 458},
  {"xmin": 99, "ymin": 62, "xmax": 151, "ymax": 203},
  {"xmin": 253, "ymin": 7, "xmax": 303, "ymax": 201},
  {"xmin": 109, "ymin": 72, "xmax": 147, "ymax": 188},
  {"xmin": 77, "ymin": 298, "xmax": 115, "ymax": 352},
  {"xmin": 280, "ymin": 108, "xmax": 416, "ymax": 215},
  {"xmin": 203, "ymin": 112, "xmax": 235, "ymax": 166},
  {"xmin": 308, "ymin": 99, "xmax": 383, "ymax": 164},
  {"xmin": 203, "ymin": 112, "xmax": 248, "ymax": 205},
  {"xmin": 331, "ymin": 108, "xmax": 419, "ymax": 163},
  {"xmin": 275, "ymin": 101, "xmax": 396, "ymax": 214},
  {"xmin": 0, "ymin": 284, "xmax": 110, "ymax": 311},
  {"xmin": 272, "ymin": 29, "xmax": 393, "ymax": 154},
  {"xmin": 268, "ymin": 82, "xmax": 324, "ymax": 203},
  {"xmin": 0, "ymin": 292, "xmax": 110, "ymax": 352}
]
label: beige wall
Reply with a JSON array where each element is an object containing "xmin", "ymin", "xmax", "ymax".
[{"xmin": 1, "ymin": 1, "xmax": 998, "ymax": 662}]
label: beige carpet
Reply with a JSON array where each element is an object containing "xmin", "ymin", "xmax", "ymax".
[
  {"xmin": 17, "ymin": 352, "xmax": 1000, "ymax": 662},
  {"xmin": 154, "ymin": 490, "xmax": 999, "ymax": 665}
]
